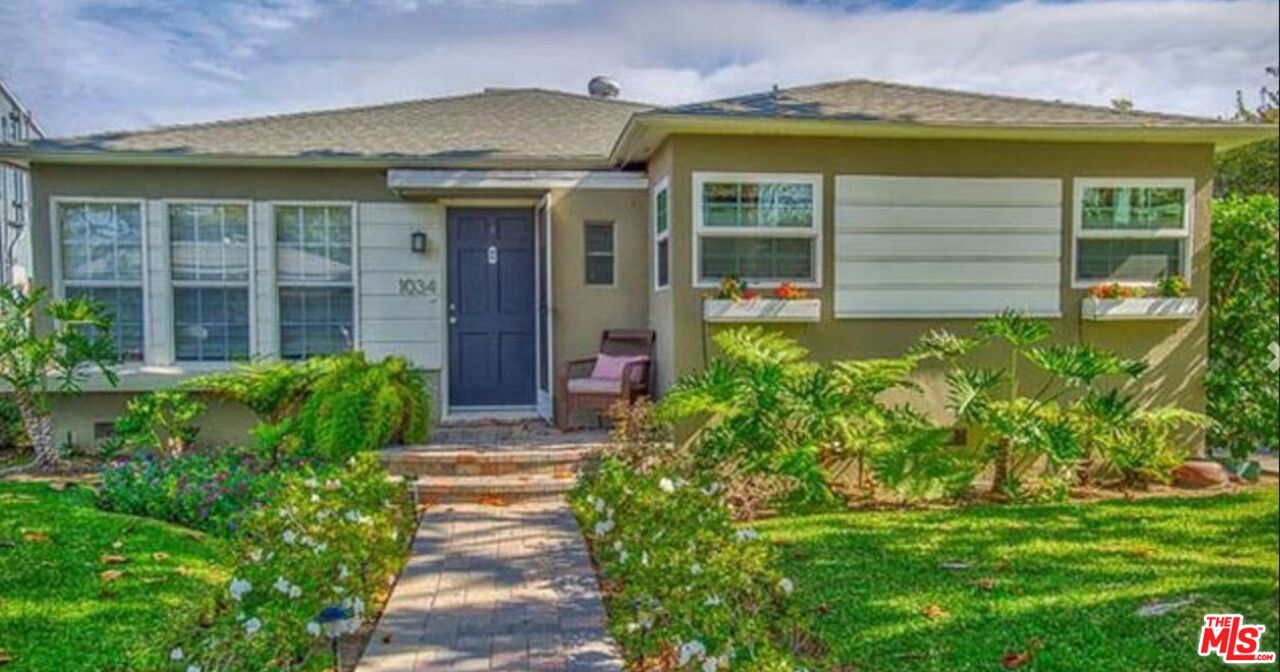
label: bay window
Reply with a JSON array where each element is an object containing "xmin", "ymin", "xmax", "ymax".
[
  {"xmin": 1073, "ymin": 179, "xmax": 1194, "ymax": 286},
  {"xmin": 57, "ymin": 200, "xmax": 145, "ymax": 361},
  {"xmin": 275, "ymin": 204, "xmax": 355, "ymax": 359},
  {"xmin": 693, "ymin": 173, "xmax": 822, "ymax": 286},
  {"xmin": 171, "ymin": 202, "xmax": 251, "ymax": 361}
]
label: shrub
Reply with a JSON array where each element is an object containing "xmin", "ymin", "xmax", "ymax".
[
  {"xmin": 1077, "ymin": 390, "xmax": 1215, "ymax": 488},
  {"xmin": 572, "ymin": 457, "xmax": 813, "ymax": 671},
  {"xmin": 1208, "ymin": 195, "xmax": 1279, "ymax": 457},
  {"xmin": 0, "ymin": 397, "xmax": 27, "ymax": 451},
  {"xmin": 97, "ymin": 450, "xmax": 279, "ymax": 535},
  {"xmin": 167, "ymin": 453, "xmax": 415, "ymax": 672},
  {"xmin": 110, "ymin": 390, "xmax": 206, "ymax": 457}
]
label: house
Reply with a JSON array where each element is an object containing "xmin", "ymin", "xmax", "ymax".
[
  {"xmin": 0, "ymin": 78, "xmax": 1271, "ymax": 448},
  {"xmin": 0, "ymin": 78, "xmax": 43, "ymax": 286}
]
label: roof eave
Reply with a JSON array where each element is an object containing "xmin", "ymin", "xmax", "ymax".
[
  {"xmin": 610, "ymin": 114, "xmax": 1277, "ymax": 164},
  {"xmin": 0, "ymin": 147, "xmax": 619, "ymax": 171}
]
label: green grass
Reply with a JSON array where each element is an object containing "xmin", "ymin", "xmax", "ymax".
[
  {"xmin": 758, "ymin": 489, "xmax": 1280, "ymax": 671},
  {"xmin": 0, "ymin": 480, "xmax": 231, "ymax": 672}
]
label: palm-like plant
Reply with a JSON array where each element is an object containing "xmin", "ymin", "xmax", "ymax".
[{"xmin": 1075, "ymin": 389, "xmax": 1214, "ymax": 488}]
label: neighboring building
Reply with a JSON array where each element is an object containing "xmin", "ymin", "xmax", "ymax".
[
  {"xmin": 0, "ymin": 78, "xmax": 42, "ymax": 286},
  {"xmin": 0, "ymin": 78, "xmax": 1271, "ymax": 448}
]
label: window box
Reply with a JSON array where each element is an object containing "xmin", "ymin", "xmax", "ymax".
[
  {"xmin": 1081, "ymin": 297, "xmax": 1199, "ymax": 321},
  {"xmin": 703, "ymin": 298, "xmax": 821, "ymax": 323}
]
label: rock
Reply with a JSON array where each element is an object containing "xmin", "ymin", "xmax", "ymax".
[{"xmin": 1172, "ymin": 461, "xmax": 1230, "ymax": 488}]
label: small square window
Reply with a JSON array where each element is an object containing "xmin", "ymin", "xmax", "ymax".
[{"xmin": 584, "ymin": 221, "xmax": 614, "ymax": 286}]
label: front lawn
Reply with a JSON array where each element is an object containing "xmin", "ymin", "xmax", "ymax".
[
  {"xmin": 757, "ymin": 489, "xmax": 1280, "ymax": 671},
  {"xmin": 0, "ymin": 480, "xmax": 230, "ymax": 672}
]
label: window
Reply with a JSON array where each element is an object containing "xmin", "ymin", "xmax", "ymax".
[
  {"xmin": 653, "ymin": 179, "xmax": 670, "ymax": 290},
  {"xmin": 275, "ymin": 204, "xmax": 355, "ymax": 359},
  {"xmin": 1073, "ymin": 179, "xmax": 1193, "ymax": 285},
  {"xmin": 171, "ymin": 203, "xmax": 251, "ymax": 361},
  {"xmin": 57, "ymin": 201, "xmax": 145, "ymax": 361},
  {"xmin": 692, "ymin": 173, "xmax": 822, "ymax": 286},
  {"xmin": 584, "ymin": 221, "xmax": 614, "ymax": 285}
]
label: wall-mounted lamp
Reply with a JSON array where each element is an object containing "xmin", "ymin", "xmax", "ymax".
[{"xmin": 410, "ymin": 231, "xmax": 429, "ymax": 254}]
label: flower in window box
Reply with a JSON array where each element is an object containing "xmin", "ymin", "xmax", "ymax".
[
  {"xmin": 1155, "ymin": 273, "xmax": 1189, "ymax": 298},
  {"xmin": 1088, "ymin": 283, "xmax": 1146, "ymax": 300},
  {"xmin": 774, "ymin": 282, "xmax": 808, "ymax": 300},
  {"xmin": 713, "ymin": 275, "xmax": 748, "ymax": 301}
]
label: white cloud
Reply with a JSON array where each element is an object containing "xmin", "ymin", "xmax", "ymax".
[{"xmin": 0, "ymin": 0, "xmax": 1274, "ymax": 136}]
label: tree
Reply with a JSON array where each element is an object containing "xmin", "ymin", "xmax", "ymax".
[
  {"xmin": 1216, "ymin": 67, "xmax": 1279, "ymax": 197},
  {"xmin": 0, "ymin": 285, "xmax": 118, "ymax": 470}
]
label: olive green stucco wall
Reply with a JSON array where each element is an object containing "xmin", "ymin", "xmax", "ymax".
[{"xmin": 656, "ymin": 135, "xmax": 1214, "ymax": 438}]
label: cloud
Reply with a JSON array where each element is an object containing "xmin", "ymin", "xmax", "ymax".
[{"xmin": 0, "ymin": 0, "xmax": 1275, "ymax": 136}]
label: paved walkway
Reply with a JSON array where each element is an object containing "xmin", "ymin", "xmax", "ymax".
[{"xmin": 357, "ymin": 502, "xmax": 622, "ymax": 672}]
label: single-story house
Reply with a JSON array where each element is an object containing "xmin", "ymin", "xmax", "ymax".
[{"xmin": 0, "ymin": 78, "xmax": 1271, "ymax": 447}]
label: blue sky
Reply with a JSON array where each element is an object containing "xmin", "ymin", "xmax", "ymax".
[{"xmin": 1, "ymin": 0, "xmax": 1276, "ymax": 137}]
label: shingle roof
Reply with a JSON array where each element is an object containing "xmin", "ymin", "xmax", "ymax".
[
  {"xmin": 29, "ymin": 88, "xmax": 650, "ymax": 165},
  {"xmin": 656, "ymin": 78, "xmax": 1229, "ymax": 127}
]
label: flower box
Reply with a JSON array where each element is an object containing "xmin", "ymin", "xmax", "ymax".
[
  {"xmin": 702, "ymin": 298, "xmax": 821, "ymax": 323},
  {"xmin": 1081, "ymin": 297, "xmax": 1199, "ymax": 321}
]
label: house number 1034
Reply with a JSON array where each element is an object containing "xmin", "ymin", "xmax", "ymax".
[{"xmin": 398, "ymin": 277, "xmax": 437, "ymax": 297}]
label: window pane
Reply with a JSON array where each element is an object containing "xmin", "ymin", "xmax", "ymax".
[
  {"xmin": 584, "ymin": 222, "xmax": 613, "ymax": 254},
  {"xmin": 700, "ymin": 236, "xmax": 813, "ymax": 282},
  {"xmin": 171, "ymin": 204, "xmax": 251, "ymax": 282},
  {"xmin": 65, "ymin": 286, "xmax": 145, "ymax": 362},
  {"xmin": 657, "ymin": 239, "xmax": 670, "ymax": 288},
  {"xmin": 60, "ymin": 202, "xmax": 143, "ymax": 281},
  {"xmin": 655, "ymin": 189, "xmax": 669, "ymax": 234},
  {"xmin": 586, "ymin": 257, "xmax": 613, "ymax": 285},
  {"xmin": 276, "ymin": 206, "xmax": 353, "ymax": 283},
  {"xmin": 1082, "ymin": 186, "xmax": 1186, "ymax": 231},
  {"xmin": 702, "ymin": 181, "xmax": 814, "ymax": 229},
  {"xmin": 278, "ymin": 287, "xmax": 354, "ymax": 359},
  {"xmin": 1077, "ymin": 238, "xmax": 1184, "ymax": 282},
  {"xmin": 174, "ymin": 287, "xmax": 251, "ymax": 362}
]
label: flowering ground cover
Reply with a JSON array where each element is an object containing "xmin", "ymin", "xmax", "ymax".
[
  {"xmin": 0, "ymin": 480, "xmax": 230, "ymax": 671},
  {"xmin": 756, "ymin": 488, "xmax": 1279, "ymax": 671}
]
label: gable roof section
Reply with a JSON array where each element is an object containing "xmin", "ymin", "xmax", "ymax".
[{"xmin": 15, "ymin": 88, "xmax": 650, "ymax": 169}]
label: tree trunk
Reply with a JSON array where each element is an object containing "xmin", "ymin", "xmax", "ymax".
[
  {"xmin": 991, "ymin": 440, "xmax": 1010, "ymax": 494},
  {"xmin": 13, "ymin": 393, "xmax": 58, "ymax": 471}
]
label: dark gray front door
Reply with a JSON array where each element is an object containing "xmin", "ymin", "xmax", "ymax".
[{"xmin": 447, "ymin": 208, "xmax": 536, "ymax": 407}]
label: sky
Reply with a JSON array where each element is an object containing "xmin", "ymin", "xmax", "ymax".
[{"xmin": 0, "ymin": 0, "xmax": 1276, "ymax": 138}]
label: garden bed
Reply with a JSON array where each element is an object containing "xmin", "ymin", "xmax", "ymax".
[{"xmin": 756, "ymin": 488, "xmax": 1280, "ymax": 671}]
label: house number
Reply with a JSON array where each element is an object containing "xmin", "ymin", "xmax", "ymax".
[{"xmin": 398, "ymin": 277, "xmax": 437, "ymax": 298}]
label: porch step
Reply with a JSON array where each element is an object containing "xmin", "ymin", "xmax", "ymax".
[
  {"xmin": 410, "ymin": 473, "xmax": 578, "ymax": 504},
  {"xmin": 381, "ymin": 446, "xmax": 597, "ymax": 477}
]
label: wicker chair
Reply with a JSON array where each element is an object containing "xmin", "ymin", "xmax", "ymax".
[{"xmin": 557, "ymin": 329, "xmax": 655, "ymax": 429}]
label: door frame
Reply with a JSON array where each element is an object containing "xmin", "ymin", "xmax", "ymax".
[
  {"xmin": 440, "ymin": 201, "xmax": 543, "ymax": 417},
  {"xmin": 534, "ymin": 193, "xmax": 555, "ymax": 421}
]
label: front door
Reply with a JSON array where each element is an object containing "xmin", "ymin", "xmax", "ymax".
[{"xmin": 447, "ymin": 208, "xmax": 537, "ymax": 408}]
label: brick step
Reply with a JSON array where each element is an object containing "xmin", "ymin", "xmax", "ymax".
[
  {"xmin": 411, "ymin": 474, "xmax": 578, "ymax": 504},
  {"xmin": 381, "ymin": 446, "xmax": 595, "ymax": 478}
]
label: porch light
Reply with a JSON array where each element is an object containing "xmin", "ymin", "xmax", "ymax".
[{"xmin": 410, "ymin": 231, "xmax": 429, "ymax": 254}]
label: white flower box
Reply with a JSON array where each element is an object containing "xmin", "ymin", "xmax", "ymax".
[
  {"xmin": 703, "ymin": 298, "xmax": 821, "ymax": 323},
  {"xmin": 1081, "ymin": 297, "xmax": 1199, "ymax": 321}
]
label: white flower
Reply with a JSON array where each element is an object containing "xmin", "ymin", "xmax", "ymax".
[
  {"xmin": 273, "ymin": 577, "xmax": 292, "ymax": 594},
  {"xmin": 310, "ymin": 493, "xmax": 320, "ymax": 503},
  {"xmin": 735, "ymin": 528, "xmax": 760, "ymax": 542},
  {"xmin": 186, "ymin": 666, "xmax": 202, "ymax": 672},
  {"xmin": 350, "ymin": 596, "xmax": 366, "ymax": 616},
  {"xmin": 169, "ymin": 647, "xmax": 184, "ymax": 661},
  {"xmin": 289, "ymin": 585, "xmax": 303, "ymax": 599},
  {"xmin": 282, "ymin": 530, "xmax": 297, "ymax": 545},
  {"xmin": 593, "ymin": 519, "xmax": 615, "ymax": 536},
  {"xmin": 704, "ymin": 595, "xmax": 722, "ymax": 607},
  {"xmin": 338, "ymin": 564, "xmax": 350, "ymax": 580},
  {"xmin": 305, "ymin": 477, "xmax": 319, "ymax": 489},
  {"xmin": 244, "ymin": 617, "xmax": 263, "ymax": 636},
  {"xmin": 678, "ymin": 640, "xmax": 707, "ymax": 665},
  {"xmin": 690, "ymin": 563, "xmax": 702, "ymax": 576},
  {"xmin": 778, "ymin": 577, "xmax": 795, "ymax": 595},
  {"xmin": 618, "ymin": 550, "xmax": 629, "ymax": 563},
  {"xmin": 229, "ymin": 578, "xmax": 252, "ymax": 601},
  {"xmin": 247, "ymin": 548, "xmax": 264, "ymax": 563},
  {"xmin": 658, "ymin": 478, "xmax": 676, "ymax": 493},
  {"xmin": 702, "ymin": 658, "xmax": 719, "ymax": 672},
  {"xmin": 306, "ymin": 621, "xmax": 322, "ymax": 637}
]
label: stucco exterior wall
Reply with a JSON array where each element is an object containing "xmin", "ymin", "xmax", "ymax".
[
  {"xmin": 659, "ymin": 135, "xmax": 1214, "ymax": 440},
  {"xmin": 646, "ymin": 142, "xmax": 676, "ymax": 394}
]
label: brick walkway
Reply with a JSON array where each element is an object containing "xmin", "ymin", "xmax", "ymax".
[{"xmin": 356, "ymin": 502, "xmax": 622, "ymax": 671}]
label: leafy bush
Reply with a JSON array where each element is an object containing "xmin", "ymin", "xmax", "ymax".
[
  {"xmin": 97, "ymin": 450, "xmax": 279, "ymax": 535},
  {"xmin": 166, "ymin": 453, "xmax": 415, "ymax": 672},
  {"xmin": 0, "ymin": 397, "xmax": 26, "ymax": 451},
  {"xmin": 190, "ymin": 352, "xmax": 431, "ymax": 463},
  {"xmin": 572, "ymin": 457, "xmax": 813, "ymax": 671},
  {"xmin": 110, "ymin": 390, "xmax": 206, "ymax": 457},
  {"xmin": 1208, "ymin": 195, "xmax": 1279, "ymax": 457},
  {"xmin": 1077, "ymin": 390, "xmax": 1215, "ymax": 488}
]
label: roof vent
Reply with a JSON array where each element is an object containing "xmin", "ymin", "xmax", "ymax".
[{"xmin": 588, "ymin": 76, "xmax": 621, "ymax": 99}]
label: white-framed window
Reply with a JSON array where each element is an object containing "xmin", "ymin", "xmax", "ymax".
[
  {"xmin": 652, "ymin": 177, "xmax": 670, "ymax": 290},
  {"xmin": 584, "ymin": 220, "xmax": 615, "ymax": 286},
  {"xmin": 692, "ymin": 172, "xmax": 823, "ymax": 287},
  {"xmin": 1073, "ymin": 178, "xmax": 1194, "ymax": 286},
  {"xmin": 274, "ymin": 203, "xmax": 356, "ymax": 359},
  {"xmin": 54, "ymin": 199, "xmax": 146, "ymax": 361},
  {"xmin": 170, "ymin": 201, "xmax": 252, "ymax": 362}
]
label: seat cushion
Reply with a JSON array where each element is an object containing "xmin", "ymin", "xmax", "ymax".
[
  {"xmin": 567, "ymin": 377, "xmax": 625, "ymax": 395},
  {"xmin": 591, "ymin": 354, "xmax": 649, "ymax": 382}
]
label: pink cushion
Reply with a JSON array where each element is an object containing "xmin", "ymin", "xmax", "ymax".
[{"xmin": 591, "ymin": 354, "xmax": 648, "ymax": 382}]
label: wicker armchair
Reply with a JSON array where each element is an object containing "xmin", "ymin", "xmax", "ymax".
[{"xmin": 556, "ymin": 329, "xmax": 655, "ymax": 429}]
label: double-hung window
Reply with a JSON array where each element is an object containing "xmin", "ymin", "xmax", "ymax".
[
  {"xmin": 1073, "ymin": 178, "xmax": 1194, "ymax": 286},
  {"xmin": 56, "ymin": 200, "xmax": 145, "ymax": 361},
  {"xmin": 653, "ymin": 178, "xmax": 670, "ymax": 290},
  {"xmin": 171, "ymin": 203, "xmax": 251, "ymax": 361},
  {"xmin": 275, "ymin": 204, "xmax": 355, "ymax": 359},
  {"xmin": 693, "ymin": 173, "xmax": 822, "ymax": 287}
]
